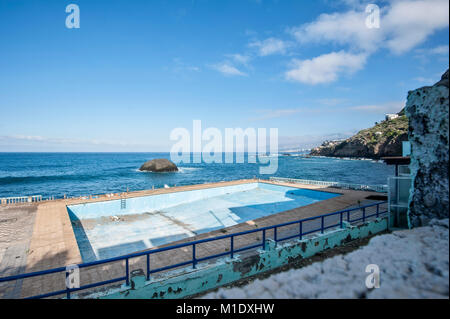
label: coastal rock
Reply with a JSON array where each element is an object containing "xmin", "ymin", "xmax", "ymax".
[
  {"xmin": 309, "ymin": 114, "xmax": 408, "ymax": 159},
  {"xmin": 139, "ymin": 159, "xmax": 178, "ymax": 172},
  {"xmin": 406, "ymin": 69, "xmax": 449, "ymax": 227}
]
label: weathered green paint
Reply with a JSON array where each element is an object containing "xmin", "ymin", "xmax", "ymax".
[{"xmin": 83, "ymin": 217, "xmax": 388, "ymax": 299}]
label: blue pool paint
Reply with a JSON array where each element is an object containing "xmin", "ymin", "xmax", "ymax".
[{"xmin": 68, "ymin": 182, "xmax": 339, "ymax": 262}]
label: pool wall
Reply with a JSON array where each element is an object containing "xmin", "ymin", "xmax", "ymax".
[
  {"xmin": 83, "ymin": 217, "xmax": 388, "ymax": 299},
  {"xmin": 67, "ymin": 182, "xmax": 338, "ymax": 220}
]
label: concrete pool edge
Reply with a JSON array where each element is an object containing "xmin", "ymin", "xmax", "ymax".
[
  {"xmin": 66, "ymin": 181, "xmax": 341, "ymax": 220},
  {"xmin": 21, "ymin": 179, "xmax": 381, "ymax": 298}
]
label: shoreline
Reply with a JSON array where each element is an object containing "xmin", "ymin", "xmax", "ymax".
[{"xmin": 299, "ymin": 154, "xmax": 385, "ymax": 163}]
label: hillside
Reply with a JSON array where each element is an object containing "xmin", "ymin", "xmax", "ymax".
[{"xmin": 310, "ymin": 113, "xmax": 409, "ymax": 159}]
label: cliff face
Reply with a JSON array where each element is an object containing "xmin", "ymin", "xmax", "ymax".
[
  {"xmin": 310, "ymin": 114, "xmax": 409, "ymax": 159},
  {"xmin": 406, "ymin": 69, "xmax": 449, "ymax": 227}
]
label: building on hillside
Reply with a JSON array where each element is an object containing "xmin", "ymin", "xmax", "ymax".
[{"xmin": 385, "ymin": 113, "xmax": 399, "ymax": 121}]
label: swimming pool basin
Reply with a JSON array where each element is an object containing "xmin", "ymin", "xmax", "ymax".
[{"xmin": 67, "ymin": 182, "xmax": 340, "ymax": 262}]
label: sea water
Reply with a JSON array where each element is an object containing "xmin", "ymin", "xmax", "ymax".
[{"xmin": 0, "ymin": 152, "xmax": 394, "ymax": 198}]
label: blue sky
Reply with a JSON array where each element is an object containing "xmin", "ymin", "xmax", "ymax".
[{"xmin": 0, "ymin": 0, "xmax": 448, "ymax": 152}]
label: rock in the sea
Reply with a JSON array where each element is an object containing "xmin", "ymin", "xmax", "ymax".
[
  {"xmin": 139, "ymin": 159, "xmax": 178, "ymax": 172},
  {"xmin": 406, "ymin": 69, "xmax": 449, "ymax": 227}
]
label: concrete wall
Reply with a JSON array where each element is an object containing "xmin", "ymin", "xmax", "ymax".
[
  {"xmin": 81, "ymin": 217, "xmax": 388, "ymax": 299},
  {"xmin": 405, "ymin": 70, "xmax": 449, "ymax": 227},
  {"xmin": 68, "ymin": 183, "xmax": 258, "ymax": 219}
]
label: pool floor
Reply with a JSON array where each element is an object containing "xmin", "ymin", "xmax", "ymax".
[{"xmin": 71, "ymin": 185, "xmax": 338, "ymax": 262}]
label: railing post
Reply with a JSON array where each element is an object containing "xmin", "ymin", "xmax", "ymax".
[
  {"xmin": 146, "ymin": 254, "xmax": 150, "ymax": 281},
  {"xmin": 362, "ymin": 207, "xmax": 366, "ymax": 222},
  {"xmin": 376, "ymin": 204, "xmax": 380, "ymax": 218},
  {"xmin": 125, "ymin": 258, "xmax": 130, "ymax": 286},
  {"xmin": 262, "ymin": 229, "xmax": 266, "ymax": 250},
  {"xmin": 347, "ymin": 210, "xmax": 350, "ymax": 223},
  {"xmin": 192, "ymin": 244, "xmax": 197, "ymax": 269},
  {"xmin": 340, "ymin": 212, "xmax": 343, "ymax": 228},
  {"xmin": 321, "ymin": 216, "xmax": 324, "ymax": 234},
  {"xmin": 65, "ymin": 271, "xmax": 71, "ymax": 299},
  {"xmin": 230, "ymin": 236, "xmax": 234, "ymax": 259},
  {"xmin": 299, "ymin": 221, "xmax": 303, "ymax": 240},
  {"xmin": 274, "ymin": 227, "xmax": 277, "ymax": 243}
]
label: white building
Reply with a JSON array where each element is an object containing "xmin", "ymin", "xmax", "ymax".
[{"xmin": 385, "ymin": 113, "xmax": 399, "ymax": 121}]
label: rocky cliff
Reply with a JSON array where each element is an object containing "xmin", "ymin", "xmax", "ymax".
[
  {"xmin": 310, "ymin": 112, "xmax": 408, "ymax": 159},
  {"xmin": 406, "ymin": 69, "xmax": 449, "ymax": 227}
]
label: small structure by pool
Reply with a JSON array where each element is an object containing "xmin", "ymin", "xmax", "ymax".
[{"xmin": 67, "ymin": 182, "xmax": 340, "ymax": 262}]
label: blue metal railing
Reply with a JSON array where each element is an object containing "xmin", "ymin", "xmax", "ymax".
[
  {"xmin": 0, "ymin": 201, "xmax": 387, "ymax": 299},
  {"xmin": 269, "ymin": 177, "xmax": 388, "ymax": 193}
]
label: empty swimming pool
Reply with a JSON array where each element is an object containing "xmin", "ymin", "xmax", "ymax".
[{"xmin": 67, "ymin": 182, "xmax": 340, "ymax": 262}]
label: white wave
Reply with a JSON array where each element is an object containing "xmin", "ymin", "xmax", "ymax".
[
  {"xmin": 257, "ymin": 154, "xmax": 280, "ymax": 158},
  {"xmin": 134, "ymin": 168, "xmax": 184, "ymax": 173},
  {"xmin": 307, "ymin": 155, "xmax": 381, "ymax": 163},
  {"xmin": 178, "ymin": 167, "xmax": 202, "ymax": 173}
]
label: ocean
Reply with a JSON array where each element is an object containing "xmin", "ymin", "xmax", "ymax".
[{"xmin": 0, "ymin": 152, "xmax": 394, "ymax": 199}]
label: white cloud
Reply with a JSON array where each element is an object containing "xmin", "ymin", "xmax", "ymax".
[
  {"xmin": 249, "ymin": 37, "xmax": 291, "ymax": 56},
  {"xmin": 285, "ymin": 51, "xmax": 367, "ymax": 85},
  {"xmin": 347, "ymin": 101, "xmax": 405, "ymax": 113},
  {"xmin": 290, "ymin": 0, "xmax": 449, "ymax": 55},
  {"xmin": 285, "ymin": 0, "xmax": 448, "ymax": 84},
  {"xmin": 289, "ymin": 10, "xmax": 382, "ymax": 53},
  {"xmin": 430, "ymin": 45, "xmax": 449, "ymax": 55},
  {"xmin": 338, "ymin": 0, "xmax": 370, "ymax": 9},
  {"xmin": 210, "ymin": 62, "xmax": 247, "ymax": 76},
  {"xmin": 414, "ymin": 76, "xmax": 435, "ymax": 84},
  {"xmin": 210, "ymin": 54, "xmax": 252, "ymax": 76},
  {"xmin": 225, "ymin": 53, "xmax": 252, "ymax": 65},
  {"xmin": 8, "ymin": 135, "xmax": 47, "ymax": 141},
  {"xmin": 186, "ymin": 66, "xmax": 200, "ymax": 72},
  {"xmin": 416, "ymin": 44, "xmax": 449, "ymax": 55},
  {"xmin": 383, "ymin": 0, "xmax": 449, "ymax": 54},
  {"xmin": 172, "ymin": 58, "xmax": 200, "ymax": 73},
  {"xmin": 0, "ymin": 135, "xmax": 148, "ymax": 147}
]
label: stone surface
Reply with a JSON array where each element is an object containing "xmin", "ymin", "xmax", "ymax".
[
  {"xmin": 202, "ymin": 219, "xmax": 449, "ymax": 299},
  {"xmin": 405, "ymin": 69, "xmax": 449, "ymax": 227},
  {"xmin": 0, "ymin": 204, "xmax": 37, "ymax": 298},
  {"xmin": 139, "ymin": 158, "xmax": 178, "ymax": 172}
]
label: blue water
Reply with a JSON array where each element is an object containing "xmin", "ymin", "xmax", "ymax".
[{"xmin": 0, "ymin": 152, "xmax": 394, "ymax": 198}]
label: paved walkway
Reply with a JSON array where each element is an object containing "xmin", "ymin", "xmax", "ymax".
[
  {"xmin": 203, "ymin": 219, "xmax": 449, "ymax": 299},
  {"xmin": 0, "ymin": 204, "xmax": 37, "ymax": 298},
  {"xmin": 0, "ymin": 179, "xmax": 384, "ymax": 298}
]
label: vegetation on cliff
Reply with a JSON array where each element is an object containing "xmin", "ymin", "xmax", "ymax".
[{"xmin": 310, "ymin": 113, "xmax": 409, "ymax": 159}]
